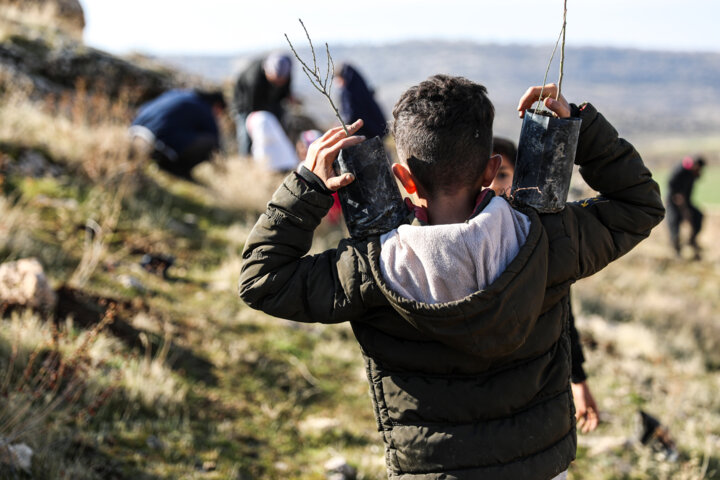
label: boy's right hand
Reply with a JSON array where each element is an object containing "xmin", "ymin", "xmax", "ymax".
[
  {"xmin": 517, "ymin": 83, "xmax": 571, "ymax": 119},
  {"xmin": 303, "ymin": 119, "xmax": 365, "ymax": 191}
]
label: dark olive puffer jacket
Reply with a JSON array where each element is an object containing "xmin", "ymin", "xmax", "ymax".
[{"xmin": 238, "ymin": 104, "xmax": 665, "ymax": 480}]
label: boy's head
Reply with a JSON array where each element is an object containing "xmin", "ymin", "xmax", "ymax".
[
  {"xmin": 391, "ymin": 75, "xmax": 495, "ymax": 198},
  {"xmin": 490, "ymin": 137, "xmax": 517, "ymax": 196}
]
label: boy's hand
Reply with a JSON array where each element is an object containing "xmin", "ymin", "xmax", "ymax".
[
  {"xmin": 517, "ymin": 83, "xmax": 571, "ymax": 119},
  {"xmin": 303, "ymin": 119, "xmax": 365, "ymax": 191},
  {"xmin": 571, "ymin": 381, "xmax": 599, "ymax": 433}
]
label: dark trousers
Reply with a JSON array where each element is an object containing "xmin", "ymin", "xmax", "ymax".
[
  {"xmin": 666, "ymin": 199, "xmax": 703, "ymax": 253},
  {"xmin": 153, "ymin": 134, "xmax": 218, "ymax": 180}
]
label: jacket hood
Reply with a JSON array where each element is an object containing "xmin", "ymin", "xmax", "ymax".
[{"xmin": 366, "ymin": 203, "xmax": 549, "ymax": 358}]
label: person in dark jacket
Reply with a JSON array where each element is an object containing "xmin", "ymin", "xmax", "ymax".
[
  {"xmin": 130, "ymin": 89, "xmax": 226, "ymax": 179},
  {"xmin": 666, "ymin": 155, "xmax": 705, "ymax": 259},
  {"xmin": 233, "ymin": 53, "xmax": 293, "ymax": 155},
  {"xmin": 335, "ymin": 63, "xmax": 387, "ymax": 139},
  {"xmin": 491, "ymin": 136, "xmax": 599, "ymax": 434},
  {"xmin": 239, "ymin": 76, "xmax": 664, "ymax": 479}
]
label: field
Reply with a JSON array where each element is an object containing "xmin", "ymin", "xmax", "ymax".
[{"xmin": 1, "ymin": 16, "xmax": 720, "ymax": 479}]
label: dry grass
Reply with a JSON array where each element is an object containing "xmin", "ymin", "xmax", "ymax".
[
  {"xmin": 194, "ymin": 156, "xmax": 290, "ymax": 213},
  {"xmin": 569, "ymin": 208, "xmax": 720, "ymax": 479},
  {"xmin": 0, "ymin": 309, "xmax": 115, "ymax": 474},
  {"xmin": 0, "ymin": 84, "xmax": 135, "ymax": 176}
]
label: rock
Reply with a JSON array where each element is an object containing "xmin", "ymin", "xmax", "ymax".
[
  {"xmin": 0, "ymin": 441, "xmax": 34, "ymax": 473},
  {"xmin": 139, "ymin": 254, "xmax": 175, "ymax": 278},
  {"xmin": 324, "ymin": 456, "xmax": 357, "ymax": 480},
  {"xmin": 118, "ymin": 274, "xmax": 145, "ymax": 292},
  {"xmin": 0, "ymin": 258, "xmax": 57, "ymax": 311},
  {"xmin": 0, "ymin": 0, "xmax": 85, "ymax": 38},
  {"xmin": 636, "ymin": 410, "xmax": 679, "ymax": 461},
  {"xmin": 146, "ymin": 435, "xmax": 164, "ymax": 450},
  {"xmin": 2, "ymin": 149, "xmax": 64, "ymax": 178},
  {"xmin": 0, "ymin": 34, "xmax": 176, "ymax": 105}
]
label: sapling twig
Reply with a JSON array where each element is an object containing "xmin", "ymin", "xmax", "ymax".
[
  {"xmin": 285, "ymin": 19, "xmax": 348, "ymax": 135},
  {"xmin": 537, "ymin": 0, "xmax": 568, "ymax": 116},
  {"xmin": 537, "ymin": 26, "xmax": 564, "ymax": 115},
  {"xmin": 557, "ymin": 0, "xmax": 568, "ymax": 99}
]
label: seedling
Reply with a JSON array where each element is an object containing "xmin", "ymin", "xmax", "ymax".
[
  {"xmin": 512, "ymin": 0, "xmax": 582, "ymax": 213},
  {"xmin": 285, "ymin": 19, "xmax": 348, "ymax": 135},
  {"xmin": 535, "ymin": 0, "xmax": 569, "ymax": 116},
  {"xmin": 284, "ymin": 20, "xmax": 405, "ymax": 238}
]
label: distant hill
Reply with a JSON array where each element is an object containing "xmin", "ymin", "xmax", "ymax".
[{"xmin": 159, "ymin": 41, "xmax": 720, "ymax": 145}]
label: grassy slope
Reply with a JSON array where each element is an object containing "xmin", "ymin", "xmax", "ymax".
[
  {"xmin": 1, "ymin": 61, "xmax": 720, "ymax": 480},
  {"xmin": 570, "ymin": 209, "xmax": 720, "ymax": 480}
]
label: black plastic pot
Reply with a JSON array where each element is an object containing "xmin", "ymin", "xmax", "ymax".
[
  {"xmin": 333, "ymin": 136, "xmax": 406, "ymax": 238},
  {"xmin": 512, "ymin": 109, "xmax": 582, "ymax": 213}
]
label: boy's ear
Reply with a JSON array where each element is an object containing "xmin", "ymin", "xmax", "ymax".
[
  {"xmin": 392, "ymin": 163, "xmax": 417, "ymax": 194},
  {"xmin": 481, "ymin": 154, "xmax": 503, "ymax": 187}
]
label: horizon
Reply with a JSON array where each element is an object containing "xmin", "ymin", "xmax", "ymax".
[
  {"xmin": 152, "ymin": 38, "xmax": 720, "ymax": 59},
  {"xmin": 79, "ymin": 0, "xmax": 720, "ymax": 56}
]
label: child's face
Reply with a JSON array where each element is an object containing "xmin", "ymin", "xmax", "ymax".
[{"xmin": 489, "ymin": 154, "xmax": 515, "ymax": 196}]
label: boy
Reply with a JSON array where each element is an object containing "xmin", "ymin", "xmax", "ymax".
[
  {"xmin": 488, "ymin": 136, "xmax": 517, "ymax": 196},
  {"xmin": 490, "ymin": 137, "xmax": 599, "ymax": 434},
  {"xmin": 239, "ymin": 75, "xmax": 664, "ymax": 479}
]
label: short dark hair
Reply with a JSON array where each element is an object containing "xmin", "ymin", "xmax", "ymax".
[
  {"xmin": 492, "ymin": 137, "xmax": 517, "ymax": 167},
  {"xmin": 195, "ymin": 89, "xmax": 227, "ymax": 111},
  {"xmin": 391, "ymin": 75, "xmax": 494, "ymax": 197}
]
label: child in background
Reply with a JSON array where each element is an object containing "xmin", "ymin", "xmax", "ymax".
[
  {"xmin": 239, "ymin": 76, "xmax": 664, "ymax": 479},
  {"xmin": 490, "ymin": 136, "xmax": 599, "ymax": 434}
]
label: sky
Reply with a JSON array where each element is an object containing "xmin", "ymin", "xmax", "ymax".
[{"xmin": 79, "ymin": 0, "xmax": 720, "ymax": 56}]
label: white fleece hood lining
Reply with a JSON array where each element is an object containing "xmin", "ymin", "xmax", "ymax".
[{"xmin": 379, "ymin": 197, "xmax": 531, "ymax": 305}]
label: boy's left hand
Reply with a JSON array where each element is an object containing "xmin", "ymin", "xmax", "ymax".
[
  {"xmin": 303, "ymin": 119, "xmax": 365, "ymax": 191},
  {"xmin": 517, "ymin": 83, "xmax": 571, "ymax": 119}
]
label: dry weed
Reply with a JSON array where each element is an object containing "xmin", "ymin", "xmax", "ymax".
[{"xmin": 194, "ymin": 156, "xmax": 289, "ymax": 213}]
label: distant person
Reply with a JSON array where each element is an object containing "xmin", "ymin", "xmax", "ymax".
[
  {"xmin": 490, "ymin": 136, "xmax": 599, "ymax": 434},
  {"xmin": 334, "ymin": 63, "xmax": 387, "ymax": 139},
  {"xmin": 130, "ymin": 89, "xmax": 226, "ymax": 180},
  {"xmin": 666, "ymin": 155, "xmax": 705, "ymax": 259},
  {"xmin": 233, "ymin": 53, "xmax": 294, "ymax": 155}
]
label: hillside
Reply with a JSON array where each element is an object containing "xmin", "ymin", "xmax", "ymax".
[
  {"xmin": 160, "ymin": 41, "xmax": 720, "ymax": 165},
  {"xmin": 1, "ymin": 4, "xmax": 720, "ymax": 480}
]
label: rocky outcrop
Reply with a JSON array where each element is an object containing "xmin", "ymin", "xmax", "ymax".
[
  {"xmin": 0, "ymin": 0, "xmax": 85, "ymax": 38},
  {"xmin": 0, "ymin": 34, "xmax": 176, "ymax": 104}
]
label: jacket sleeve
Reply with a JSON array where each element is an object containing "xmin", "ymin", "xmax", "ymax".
[
  {"xmin": 556, "ymin": 103, "xmax": 665, "ymax": 280},
  {"xmin": 238, "ymin": 173, "xmax": 372, "ymax": 323},
  {"xmin": 568, "ymin": 304, "xmax": 587, "ymax": 383}
]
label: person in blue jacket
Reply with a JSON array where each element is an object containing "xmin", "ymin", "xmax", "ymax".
[
  {"xmin": 334, "ymin": 63, "xmax": 387, "ymax": 139},
  {"xmin": 131, "ymin": 89, "xmax": 226, "ymax": 179}
]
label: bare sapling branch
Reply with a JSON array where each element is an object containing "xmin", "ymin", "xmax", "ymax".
[
  {"xmin": 537, "ymin": 0, "xmax": 568, "ymax": 116},
  {"xmin": 537, "ymin": 25, "xmax": 564, "ymax": 115},
  {"xmin": 557, "ymin": 0, "xmax": 568, "ymax": 99},
  {"xmin": 285, "ymin": 19, "xmax": 349, "ymax": 135}
]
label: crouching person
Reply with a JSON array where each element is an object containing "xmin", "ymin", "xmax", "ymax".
[{"xmin": 239, "ymin": 75, "xmax": 664, "ymax": 480}]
